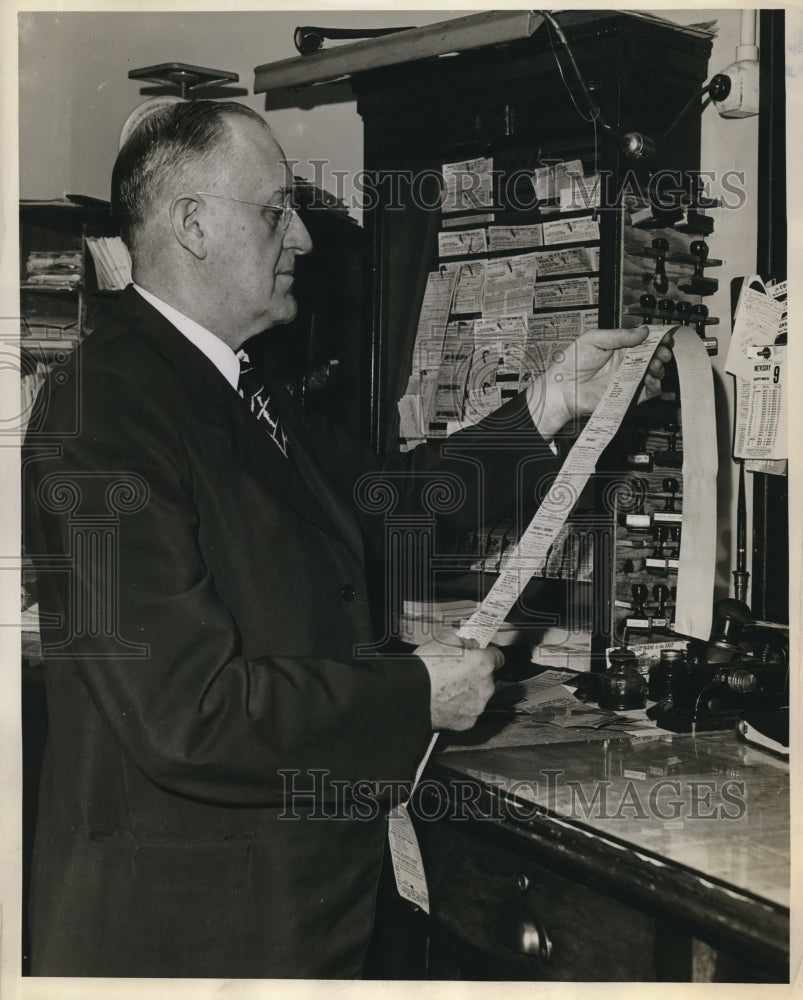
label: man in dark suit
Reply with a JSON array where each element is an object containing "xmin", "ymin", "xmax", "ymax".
[{"xmin": 23, "ymin": 101, "xmax": 671, "ymax": 978}]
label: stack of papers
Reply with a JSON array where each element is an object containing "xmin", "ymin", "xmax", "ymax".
[
  {"xmin": 25, "ymin": 250, "xmax": 82, "ymax": 288},
  {"xmin": 86, "ymin": 237, "xmax": 132, "ymax": 290}
]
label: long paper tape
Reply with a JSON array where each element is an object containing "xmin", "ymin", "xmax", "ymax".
[
  {"xmin": 390, "ymin": 324, "xmax": 671, "ymax": 912},
  {"xmin": 671, "ymin": 328, "xmax": 717, "ymax": 639},
  {"xmin": 390, "ymin": 326, "xmax": 718, "ymax": 911}
]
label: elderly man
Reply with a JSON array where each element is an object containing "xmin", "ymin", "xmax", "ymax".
[{"xmin": 23, "ymin": 101, "xmax": 671, "ymax": 978}]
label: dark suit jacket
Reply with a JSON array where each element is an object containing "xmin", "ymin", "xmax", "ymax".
[{"xmin": 22, "ymin": 287, "xmax": 557, "ymax": 977}]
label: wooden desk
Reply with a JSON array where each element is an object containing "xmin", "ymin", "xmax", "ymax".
[{"xmin": 413, "ymin": 724, "xmax": 789, "ymax": 981}]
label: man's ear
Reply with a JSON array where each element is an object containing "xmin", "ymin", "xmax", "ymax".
[{"xmin": 170, "ymin": 195, "xmax": 208, "ymax": 260}]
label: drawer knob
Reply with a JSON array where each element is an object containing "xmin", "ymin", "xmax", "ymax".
[{"xmin": 496, "ymin": 910, "xmax": 553, "ymax": 963}]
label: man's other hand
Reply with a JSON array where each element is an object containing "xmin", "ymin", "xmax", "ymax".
[
  {"xmin": 415, "ymin": 631, "xmax": 502, "ymax": 732},
  {"xmin": 527, "ymin": 326, "xmax": 675, "ymax": 440}
]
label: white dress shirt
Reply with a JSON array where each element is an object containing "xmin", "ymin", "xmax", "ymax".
[{"xmin": 133, "ymin": 283, "xmax": 241, "ymax": 391}]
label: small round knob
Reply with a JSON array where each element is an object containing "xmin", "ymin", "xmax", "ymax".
[
  {"xmin": 666, "ymin": 420, "xmax": 680, "ymax": 439},
  {"xmin": 657, "ymin": 298, "xmax": 675, "ymax": 322},
  {"xmin": 690, "ymin": 240, "xmax": 709, "ymax": 262},
  {"xmin": 631, "ymin": 477, "xmax": 648, "ymax": 510},
  {"xmin": 662, "ymin": 477, "xmax": 679, "ymax": 494},
  {"xmin": 676, "ymin": 300, "xmax": 692, "ymax": 324},
  {"xmin": 652, "ymin": 246, "xmax": 669, "ymax": 293},
  {"xmin": 496, "ymin": 910, "xmax": 553, "ymax": 963},
  {"xmin": 692, "ymin": 303, "xmax": 709, "ymax": 335},
  {"xmin": 640, "ymin": 292, "xmax": 656, "ymax": 312},
  {"xmin": 515, "ymin": 919, "xmax": 552, "ymax": 961},
  {"xmin": 709, "ymin": 73, "xmax": 732, "ymax": 102}
]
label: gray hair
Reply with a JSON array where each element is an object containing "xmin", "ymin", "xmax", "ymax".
[{"xmin": 111, "ymin": 100, "xmax": 269, "ymax": 249}]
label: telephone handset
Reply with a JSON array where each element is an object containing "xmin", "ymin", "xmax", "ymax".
[{"xmin": 648, "ymin": 598, "xmax": 789, "ymax": 733}]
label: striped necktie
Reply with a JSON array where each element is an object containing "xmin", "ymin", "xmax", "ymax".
[{"xmin": 237, "ymin": 353, "xmax": 290, "ymax": 459}]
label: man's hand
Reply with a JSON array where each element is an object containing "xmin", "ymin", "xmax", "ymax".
[
  {"xmin": 415, "ymin": 630, "xmax": 502, "ymax": 731},
  {"xmin": 526, "ymin": 326, "xmax": 675, "ymax": 440}
]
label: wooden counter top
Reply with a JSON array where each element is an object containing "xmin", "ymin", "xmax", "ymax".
[{"xmin": 419, "ymin": 724, "xmax": 789, "ymax": 978}]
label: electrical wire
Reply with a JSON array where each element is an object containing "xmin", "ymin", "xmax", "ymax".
[
  {"xmin": 542, "ymin": 13, "xmax": 599, "ymax": 126},
  {"xmin": 540, "ymin": 9, "xmax": 715, "ymax": 161},
  {"xmin": 540, "ymin": 10, "xmax": 615, "ymax": 137},
  {"xmin": 542, "ymin": 10, "xmax": 599, "ymax": 175},
  {"xmin": 657, "ymin": 90, "xmax": 713, "ymax": 148}
]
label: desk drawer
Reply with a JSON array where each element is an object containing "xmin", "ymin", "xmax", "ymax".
[{"xmin": 418, "ymin": 817, "xmax": 657, "ymax": 981}]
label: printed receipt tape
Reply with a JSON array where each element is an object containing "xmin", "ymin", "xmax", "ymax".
[{"xmin": 390, "ymin": 324, "xmax": 717, "ymax": 909}]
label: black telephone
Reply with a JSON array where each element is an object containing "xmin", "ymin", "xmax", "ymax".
[{"xmin": 650, "ymin": 598, "xmax": 789, "ymax": 733}]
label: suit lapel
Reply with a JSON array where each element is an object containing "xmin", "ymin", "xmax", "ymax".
[
  {"xmin": 227, "ymin": 393, "xmax": 344, "ymax": 540},
  {"xmin": 113, "ymin": 288, "xmax": 362, "ymax": 557},
  {"xmin": 265, "ymin": 378, "xmax": 365, "ymax": 566}
]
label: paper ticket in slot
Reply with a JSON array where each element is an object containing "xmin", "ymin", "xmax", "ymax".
[
  {"xmin": 487, "ymin": 224, "xmax": 544, "ymax": 252},
  {"xmin": 535, "ymin": 246, "xmax": 600, "ymax": 277},
  {"xmin": 452, "ymin": 262, "xmax": 486, "ymax": 315},
  {"xmin": 542, "ymin": 216, "xmax": 600, "ymax": 245},
  {"xmin": 482, "ymin": 253, "xmax": 538, "ymax": 316},
  {"xmin": 560, "ymin": 174, "xmax": 601, "ymax": 211},
  {"xmin": 533, "ymin": 159, "xmax": 584, "ymax": 201},
  {"xmin": 528, "ymin": 309, "xmax": 598, "ymax": 340},
  {"xmin": 534, "ymin": 277, "xmax": 595, "ymax": 310},
  {"xmin": 412, "ymin": 269, "xmax": 457, "ymax": 361},
  {"xmin": 441, "ymin": 156, "xmax": 494, "ymax": 213},
  {"xmin": 437, "ymin": 227, "xmax": 488, "ymax": 258}
]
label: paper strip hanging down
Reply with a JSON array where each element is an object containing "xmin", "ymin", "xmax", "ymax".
[
  {"xmin": 389, "ymin": 323, "xmax": 674, "ymax": 912},
  {"xmin": 671, "ymin": 328, "xmax": 717, "ymax": 640}
]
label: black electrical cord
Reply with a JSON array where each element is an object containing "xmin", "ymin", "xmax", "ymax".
[
  {"xmin": 540, "ymin": 9, "xmax": 717, "ymax": 160},
  {"xmin": 657, "ymin": 88, "xmax": 713, "ymax": 148},
  {"xmin": 540, "ymin": 10, "xmax": 617, "ymax": 138}
]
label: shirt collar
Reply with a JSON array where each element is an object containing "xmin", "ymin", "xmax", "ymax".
[{"xmin": 133, "ymin": 283, "xmax": 241, "ymax": 391}]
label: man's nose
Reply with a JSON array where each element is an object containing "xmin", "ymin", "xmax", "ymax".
[{"xmin": 285, "ymin": 211, "xmax": 313, "ymax": 255}]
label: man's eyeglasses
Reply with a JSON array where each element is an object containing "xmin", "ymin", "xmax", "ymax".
[{"xmin": 195, "ymin": 192, "xmax": 297, "ymax": 232}]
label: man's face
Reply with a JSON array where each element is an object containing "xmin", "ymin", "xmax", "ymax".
[{"xmin": 203, "ymin": 116, "xmax": 313, "ymax": 340}]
